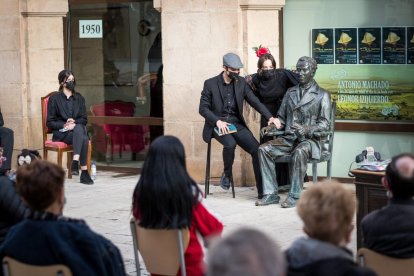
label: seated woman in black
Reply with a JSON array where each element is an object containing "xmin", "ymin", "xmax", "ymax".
[
  {"xmin": 0, "ymin": 160, "xmax": 125, "ymax": 276},
  {"xmin": 47, "ymin": 69, "xmax": 93, "ymax": 184}
]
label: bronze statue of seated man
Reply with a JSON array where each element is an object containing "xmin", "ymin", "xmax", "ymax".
[{"xmin": 256, "ymin": 56, "xmax": 331, "ymax": 208}]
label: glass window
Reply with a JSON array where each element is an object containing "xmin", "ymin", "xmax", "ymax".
[{"xmin": 68, "ymin": 1, "xmax": 163, "ymax": 170}]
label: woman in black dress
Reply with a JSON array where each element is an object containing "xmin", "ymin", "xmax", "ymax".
[
  {"xmin": 47, "ymin": 70, "xmax": 93, "ymax": 184},
  {"xmin": 246, "ymin": 47, "xmax": 299, "ymax": 188}
]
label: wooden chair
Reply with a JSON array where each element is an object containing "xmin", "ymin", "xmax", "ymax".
[
  {"xmin": 130, "ymin": 219, "xmax": 189, "ymax": 276},
  {"xmin": 41, "ymin": 92, "xmax": 91, "ymax": 178},
  {"xmin": 2, "ymin": 256, "xmax": 72, "ymax": 276},
  {"xmin": 261, "ymin": 101, "xmax": 337, "ymax": 184},
  {"xmin": 357, "ymin": 248, "xmax": 414, "ymax": 276}
]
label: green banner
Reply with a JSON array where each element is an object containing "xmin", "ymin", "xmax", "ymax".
[{"xmin": 315, "ymin": 65, "xmax": 414, "ymax": 121}]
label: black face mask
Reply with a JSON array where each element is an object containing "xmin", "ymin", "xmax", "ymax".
[
  {"xmin": 65, "ymin": 80, "xmax": 76, "ymax": 91},
  {"xmin": 260, "ymin": 69, "xmax": 275, "ymax": 80},
  {"xmin": 228, "ymin": 71, "xmax": 239, "ymax": 82}
]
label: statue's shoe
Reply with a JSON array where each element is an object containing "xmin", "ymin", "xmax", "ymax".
[
  {"xmin": 255, "ymin": 194, "xmax": 280, "ymax": 206},
  {"xmin": 281, "ymin": 196, "xmax": 298, "ymax": 208}
]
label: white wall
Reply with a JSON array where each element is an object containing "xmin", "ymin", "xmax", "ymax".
[{"xmin": 284, "ymin": 0, "xmax": 414, "ymax": 177}]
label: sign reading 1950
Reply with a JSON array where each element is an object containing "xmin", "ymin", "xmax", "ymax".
[{"xmin": 79, "ymin": 20, "xmax": 103, "ymax": 38}]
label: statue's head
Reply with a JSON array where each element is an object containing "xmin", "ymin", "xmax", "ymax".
[{"xmin": 296, "ymin": 56, "xmax": 317, "ymax": 85}]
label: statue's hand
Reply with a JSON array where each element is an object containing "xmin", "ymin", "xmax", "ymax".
[
  {"xmin": 291, "ymin": 123, "xmax": 311, "ymax": 138},
  {"xmin": 260, "ymin": 125, "xmax": 280, "ymax": 137}
]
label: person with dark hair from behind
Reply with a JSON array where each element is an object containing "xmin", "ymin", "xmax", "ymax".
[
  {"xmin": 0, "ymin": 176, "xmax": 30, "ymax": 247},
  {"xmin": 245, "ymin": 47, "xmax": 299, "ymax": 192},
  {"xmin": 47, "ymin": 69, "xmax": 93, "ymax": 184},
  {"xmin": 0, "ymin": 107, "xmax": 14, "ymax": 176},
  {"xmin": 286, "ymin": 181, "xmax": 376, "ymax": 276},
  {"xmin": 207, "ymin": 228, "xmax": 286, "ymax": 276},
  {"xmin": 361, "ymin": 153, "xmax": 414, "ymax": 258},
  {"xmin": 0, "ymin": 160, "xmax": 125, "ymax": 276},
  {"xmin": 132, "ymin": 135, "xmax": 223, "ymax": 276}
]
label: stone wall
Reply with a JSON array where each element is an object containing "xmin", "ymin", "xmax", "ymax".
[
  {"xmin": 156, "ymin": 0, "xmax": 285, "ymax": 185},
  {"xmin": 0, "ymin": 0, "xmax": 68, "ymax": 168}
]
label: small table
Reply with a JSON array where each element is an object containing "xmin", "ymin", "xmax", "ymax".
[{"xmin": 351, "ymin": 169, "xmax": 388, "ymax": 249}]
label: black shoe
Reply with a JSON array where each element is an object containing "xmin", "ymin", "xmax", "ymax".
[
  {"xmin": 71, "ymin": 160, "xmax": 79, "ymax": 176},
  {"xmin": 220, "ymin": 173, "xmax": 231, "ymax": 190},
  {"xmin": 80, "ymin": 170, "xmax": 94, "ymax": 185}
]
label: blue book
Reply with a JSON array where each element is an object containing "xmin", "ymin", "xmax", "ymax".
[{"xmin": 214, "ymin": 123, "xmax": 237, "ymax": 136}]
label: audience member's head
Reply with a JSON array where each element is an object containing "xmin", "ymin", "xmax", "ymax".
[
  {"xmin": 383, "ymin": 153, "xmax": 414, "ymax": 199},
  {"xmin": 16, "ymin": 160, "xmax": 65, "ymax": 214},
  {"xmin": 297, "ymin": 181, "xmax": 355, "ymax": 246},
  {"xmin": 132, "ymin": 135, "xmax": 200, "ymax": 229},
  {"xmin": 207, "ymin": 228, "xmax": 286, "ymax": 276}
]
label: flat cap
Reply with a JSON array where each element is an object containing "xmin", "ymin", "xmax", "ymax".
[{"xmin": 223, "ymin": 53, "xmax": 243, "ymax": 69}]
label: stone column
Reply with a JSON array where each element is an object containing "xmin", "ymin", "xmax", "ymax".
[
  {"xmin": 21, "ymin": 0, "xmax": 69, "ymax": 150},
  {"xmin": 0, "ymin": 0, "xmax": 67, "ymax": 168},
  {"xmin": 155, "ymin": 0, "xmax": 285, "ymax": 186},
  {"xmin": 239, "ymin": 0, "xmax": 286, "ymax": 185}
]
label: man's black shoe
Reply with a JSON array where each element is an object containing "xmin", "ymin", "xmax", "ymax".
[
  {"xmin": 220, "ymin": 173, "xmax": 231, "ymax": 190},
  {"xmin": 71, "ymin": 160, "xmax": 79, "ymax": 176},
  {"xmin": 80, "ymin": 170, "xmax": 94, "ymax": 185}
]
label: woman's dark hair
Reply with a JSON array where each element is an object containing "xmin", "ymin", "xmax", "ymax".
[
  {"xmin": 257, "ymin": 53, "xmax": 276, "ymax": 70},
  {"xmin": 386, "ymin": 153, "xmax": 414, "ymax": 199},
  {"xmin": 58, "ymin": 69, "xmax": 76, "ymax": 91},
  {"xmin": 132, "ymin": 135, "xmax": 200, "ymax": 229},
  {"xmin": 16, "ymin": 160, "xmax": 65, "ymax": 211}
]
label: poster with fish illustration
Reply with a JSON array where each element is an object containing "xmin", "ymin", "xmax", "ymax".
[
  {"xmin": 358, "ymin": 27, "xmax": 381, "ymax": 64},
  {"xmin": 312, "ymin": 28, "xmax": 334, "ymax": 64},
  {"xmin": 383, "ymin": 27, "xmax": 406, "ymax": 64},
  {"xmin": 335, "ymin": 28, "xmax": 357, "ymax": 64},
  {"xmin": 407, "ymin": 27, "xmax": 414, "ymax": 64}
]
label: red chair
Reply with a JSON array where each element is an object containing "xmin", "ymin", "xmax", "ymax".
[
  {"xmin": 90, "ymin": 101, "xmax": 148, "ymax": 163},
  {"xmin": 41, "ymin": 92, "xmax": 91, "ymax": 178}
]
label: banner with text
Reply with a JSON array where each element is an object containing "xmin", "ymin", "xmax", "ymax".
[{"xmin": 315, "ymin": 65, "xmax": 414, "ymax": 121}]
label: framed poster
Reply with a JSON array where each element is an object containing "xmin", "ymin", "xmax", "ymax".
[
  {"xmin": 335, "ymin": 28, "xmax": 357, "ymax": 64},
  {"xmin": 407, "ymin": 27, "xmax": 414, "ymax": 64},
  {"xmin": 312, "ymin": 28, "xmax": 334, "ymax": 64},
  {"xmin": 358, "ymin": 27, "xmax": 382, "ymax": 64},
  {"xmin": 316, "ymin": 65, "xmax": 414, "ymax": 122},
  {"xmin": 382, "ymin": 27, "xmax": 406, "ymax": 64}
]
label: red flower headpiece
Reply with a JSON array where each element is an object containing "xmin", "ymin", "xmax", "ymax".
[{"xmin": 252, "ymin": 45, "xmax": 270, "ymax": 58}]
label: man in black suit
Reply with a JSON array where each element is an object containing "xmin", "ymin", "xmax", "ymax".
[
  {"xmin": 0, "ymin": 109, "xmax": 14, "ymax": 176},
  {"xmin": 199, "ymin": 53, "xmax": 278, "ymax": 199},
  {"xmin": 361, "ymin": 153, "xmax": 414, "ymax": 258}
]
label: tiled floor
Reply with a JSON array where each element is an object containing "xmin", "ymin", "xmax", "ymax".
[{"xmin": 64, "ymin": 171, "xmax": 357, "ymax": 275}]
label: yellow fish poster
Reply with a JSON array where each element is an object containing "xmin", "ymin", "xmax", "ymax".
[
  {"xmin": 358, "ymin": 27, "xmax": 381, "ymax": 64},
  {"xmin": 335, "ymin": 28, "xmax": 357, "ymax": 64}
]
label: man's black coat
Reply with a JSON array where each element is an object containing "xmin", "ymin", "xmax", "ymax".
[{"xmin": 199, "ymin": 73, "xmax": 273, "ymax": 143}]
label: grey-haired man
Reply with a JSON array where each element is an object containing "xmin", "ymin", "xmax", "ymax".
[{"xmin": 199, "ymin": 53, "xmax": 278, "ymax": 199}]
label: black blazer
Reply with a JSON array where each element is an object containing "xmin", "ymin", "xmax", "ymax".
[
  {"xmin": 46, "ymin": 91, "xmax": 88, "ymax": 141},
  {"xmin": 0, "ymin": 110, "xmax": 3, "ymax": 127},
  {"xmin": 199, "ymin": 73, "xmax": 273, "ymax": 143}
]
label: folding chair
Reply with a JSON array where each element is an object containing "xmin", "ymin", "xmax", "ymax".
[
  {"xmin": 2, "ymin": 256, "xmax": 72, "ymax": 276},
  {"xmin": 357, "ymin": 247, "xmax": 414, "ymax": 276},
  {"xmin": 130, "ymin": 219, "xmax": 190, "ymax": 276}
]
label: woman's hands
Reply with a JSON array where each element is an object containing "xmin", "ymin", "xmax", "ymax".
[{"xmin": 64, "ymin": 118, "xmax": 76, "ymax": 130}]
